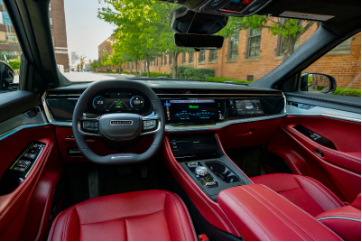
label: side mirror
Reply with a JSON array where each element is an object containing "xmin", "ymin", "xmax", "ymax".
[
  {"xmin": 301, "ymin": 73, "xmax": 337, "ymax": 93},
  {"xmin": 0, "ymin": 61, "xmax": 15, "ymax": 90}
]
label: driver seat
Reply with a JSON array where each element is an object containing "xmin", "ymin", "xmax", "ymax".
[{"xmin": 48, "ymin": 190, "xmax": 197, "ymax": 241}]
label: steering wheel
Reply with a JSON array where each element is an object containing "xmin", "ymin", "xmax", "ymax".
[{"xmin": 72, "ymin": 80, "xmax": 165, "ymax": 164}]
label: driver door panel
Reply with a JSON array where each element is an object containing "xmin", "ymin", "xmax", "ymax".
[{"xmin": 0, "ymin": 96, "xmax": 62, "ymax": 240}]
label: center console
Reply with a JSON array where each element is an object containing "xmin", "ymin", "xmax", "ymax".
[{"xmin": 168, "ymin": 133, "xmax": 251, "ymax": 201}]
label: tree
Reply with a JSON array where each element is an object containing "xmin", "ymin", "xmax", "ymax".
[
  {"xmin": 98, "ymin": 0, "xmax": 183, "ymax": 78},
  {"xmin": 79, "ymin": 55, "xmax": 86, "ymax": 72},
  {"xmin": 220, "ymin": 15, "xmax": 315, "ymax": 61}
]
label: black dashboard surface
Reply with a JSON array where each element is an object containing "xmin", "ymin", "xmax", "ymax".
[{"xmin": 45, "ymin": 80, "xmax": 285, "ymax": 124}]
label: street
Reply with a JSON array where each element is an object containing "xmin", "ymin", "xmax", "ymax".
[
  {"xmin": 13, "ymin": 72, "xmax": 136, "ymax": 84},
  {"xmin": 63, "ymin": 72, "xmax": 136, "ymax": 82}
]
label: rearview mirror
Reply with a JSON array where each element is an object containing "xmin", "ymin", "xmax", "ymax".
[
  {"xmin": 174, "ymin": 33, "xmax": 224, "ymax": 49},
  {"xmin": 301, "ymin": 73, "xmax": 337, "ymax": 93},
  {"xmin": 0, "ymin": 61, "xmax": 15, "ymax": 91}
]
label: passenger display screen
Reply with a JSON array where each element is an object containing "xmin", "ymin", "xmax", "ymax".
[
  {"xmin": 163, "ymin": 99, "xmax": 219, "ymax": 122},
  {"xmin": 234, "ymin": 100, "xmax": 264, "ymax": 115}
]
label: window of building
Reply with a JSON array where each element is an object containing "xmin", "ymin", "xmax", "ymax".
[
  {"xmin": 182, "ymin": 52, "xmax": 186, "ymax": 64},
  {"xmin": 188, "ymin": 51, "xmax": 194, "ymax": 64},
  {"xmin": 50, "ymin": 17, "xmax": 53, "ymax": 30},
  {"xmin": 334, "ymin": 38, "xmax": 352, "ymax": 50},
  {"xmin": 228, "ymin": 31, "xmax": 239, "ymax": 60},
  {"xmin": 156, "ymin": 57, "xmax": 158, "ymax": 66},
  {"xmin": 209, "ymin": 49, "xmax": 217, "ymax": 62},
  {"xmin": 247, "ymin": 75, "xmax": 254, "ymax": 82},
  {"xmin": 164, "ymin": 54, "xmax": 167, "ymax": 66},
  {"xmin": 49, "ymin": 3, "xmax": 51, "ymax": 11},
  {"xmin": 2, "ymin": 11, "xmax": 11, "ymax": 25},
  {"xmin": 199, "ymin": 50, "xmax": 205, "ymax": 63},
  {"xmin": 160, "ymin": 55, "xmax": 163, "ymax": 66},
  {"xmin": 169, "ymin": 53, "xmax": 172, "ymax": 65},
  {"xmin": 6, "ymin": 34, "xmax": 17, "ymax": 43},
  {"xmin": 276, "ymin": 35, "xmax": 300, "ymax": 57},
  {"xmin": 246, "ymin": 28, "xmax": 261, "ymax": 58}
]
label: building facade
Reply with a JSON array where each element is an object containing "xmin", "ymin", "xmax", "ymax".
[
  {"xmin": 97, "ymin": 36, "xmax": 116, "ymax": 71},
  {"xmin": 120, "ymin": 25, "xmax": 361, "ymax": 89},
  {"xmin": 49, "ymin": 0, "xmax": 69, "ymax": 72},
  {"xmin": 0, "ymin": 1, "xmax": 21, "ymax": 62}
]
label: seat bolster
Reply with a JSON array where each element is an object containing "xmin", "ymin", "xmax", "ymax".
[
  {"xmin": 48, "ymin": 207, "xmax": 80, "ymax": 241},
  {"xmin": 316, "ymin": 194, "xmax": 361, "ymax": 241},
  {"xmin": 165, "ymin": 192, "xmax": 197, "ymax": 241},
  {"xmin": 294, "ymin": 175, "xmax": 344, "ymax": 211}
]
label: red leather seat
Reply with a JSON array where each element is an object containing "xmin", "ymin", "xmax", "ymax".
[
  {"xmin": 251, "ymin": 174, "xmax": 361, "ymax": 241},
  {"xmin": 251, "ymin": 173, "xmax": 344, "ymax": 216},
  {"xmin": 48, "ymin": 190, "xmax": 197, "ymax": 241},
  {"xmin": 316, "ymin": 194, "xmax": 361, "ymax": 241}
]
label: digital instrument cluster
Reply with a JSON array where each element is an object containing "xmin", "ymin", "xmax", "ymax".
[{"xmin": 88, "ymin": 90, "xmax": 151, "ymax": 115}]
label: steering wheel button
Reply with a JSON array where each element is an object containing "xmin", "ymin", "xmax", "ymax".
[{"xmin": 143, "ymin": 120, "xmax": 157, "ymax": 131}]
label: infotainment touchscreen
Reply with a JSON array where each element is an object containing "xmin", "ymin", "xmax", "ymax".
[{"xmin": 163, "ymin": 99, "xmax": 219, "ymax": 122}]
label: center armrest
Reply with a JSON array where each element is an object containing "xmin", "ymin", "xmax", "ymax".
[{"xmin": 218, "ymin": 184, "xmax": 342, "ymax": 241}]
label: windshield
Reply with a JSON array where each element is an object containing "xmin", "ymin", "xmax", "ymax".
[{"xmin": 53, "ymin": 0, "xmax": 360, "ymax": 96}]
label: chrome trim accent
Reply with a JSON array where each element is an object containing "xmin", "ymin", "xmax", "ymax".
[
  {"xmin": 110, "ymin": 120, "xmax": 133, "ymax": 125},
  {"xmin": 156, "ymin": 93, "xmax": 282, "ymax": 97},
  {"xmin": 165, "ymin": 114, "xmax": 286, "ymax": 132},
  {"xmin": 111, "ymin": 155, "xmax": 133, "ymax": 160},
  {"xmin": 287, "ymin": 104, "xmax": 361, "ymax": 123},
  {"xmin": 317, "ymin": 217, "xmax": 361, "ymax": 222}
]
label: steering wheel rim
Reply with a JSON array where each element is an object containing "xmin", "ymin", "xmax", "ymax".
[{"xmin": 72, "ymin": 80, "xmax": 165, "ymax": 165}]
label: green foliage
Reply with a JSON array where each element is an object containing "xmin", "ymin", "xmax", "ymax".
[
  {"xmin": 176, "ymin": 66, "xmax": 214, "ymax": 80},
  {"xmin": 205, "ymin": 77, "xmax": 252, "ymax": 84},
  {"xmin": 8, "ymin": 60, "xmax": 20, "ymax": 70},
  {"xmin": 220, "ymin": 16, "xmax": 314, "ymax": 60},
  {"xmin": 98, "ymin": 0, "xmax": 184, "ymax": 75},
  {"xmin": 333, "ymin": 87, "xmax": 361, "ymax": 97},
  {"xmin": 141, "ymin": 72, "xmax": 171, "ymax": 78}
]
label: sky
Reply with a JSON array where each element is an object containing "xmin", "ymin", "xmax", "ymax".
[{"xmin": 64, "ymin": 0, "xmax": 115, "ymax": 62}]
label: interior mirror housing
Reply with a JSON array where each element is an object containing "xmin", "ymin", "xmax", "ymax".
[
  {"xmin": 0, "ymin": 61, "xmax": 15, "ymax": 91},
  {"xmin": 301, "ymin": 73, "xmax": 337, "ymax": 94},
  {"xmin": 174, "ymin": 33, "xmax": 224, "ymax": 49},
  {"xmin": 171, "ymin": 7, "xmax": 228, "ymax": 34}
]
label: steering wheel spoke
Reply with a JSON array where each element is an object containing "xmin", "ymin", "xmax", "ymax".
[{"xmin": 141, "ymin": 111, "xmax": 161, "ymax": 135}]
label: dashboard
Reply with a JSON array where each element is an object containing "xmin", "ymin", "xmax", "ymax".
[{"xmin": 44, "ymin": 80, "xmax": 285, "ymax": 128}]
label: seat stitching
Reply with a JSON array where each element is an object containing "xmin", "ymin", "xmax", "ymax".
[
  {"xmin": 222, "ymin": 191, "xmax": 273, "ymax": 240},
  {"xmin": 164, "ymin": 193, "xmax": 173, "ymax": 241},
  {"xmin": 173, "ymin": 193, "xmax": 198, "ymax": 240},
  {"xmin": 125, "ymin": 219, "xmax": 132, "ymax": 241},
  {"xmin": 243, "ymin": 186, "xmax": 315, "ymax": 241},
  {"xmin": 166, "ymin": 192, "xmax": 188, "ymax": 240},
  {"xmin": 260, "ymin": 185, "xmax": 343, "ymax": 240},
  {"xmin": 80, "ymin": 209, "xmax": 165, "ymax": 226},
  {"xmin": 61, "ymin": 207, "xmax": 73, "ymax": 241},
  {"xmin": 296, "ymin": 175, "xmax": 342, "ymax": 209}
]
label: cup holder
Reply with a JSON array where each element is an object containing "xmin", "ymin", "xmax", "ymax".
[{"xmin": 205, "ymin": 161, "xmax": 240, "ymax": 183}]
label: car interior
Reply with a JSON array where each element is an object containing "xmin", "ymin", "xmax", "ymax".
[{"xmin": 0, "ymin": 0, "xmax": 360, "ymax": 241}]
